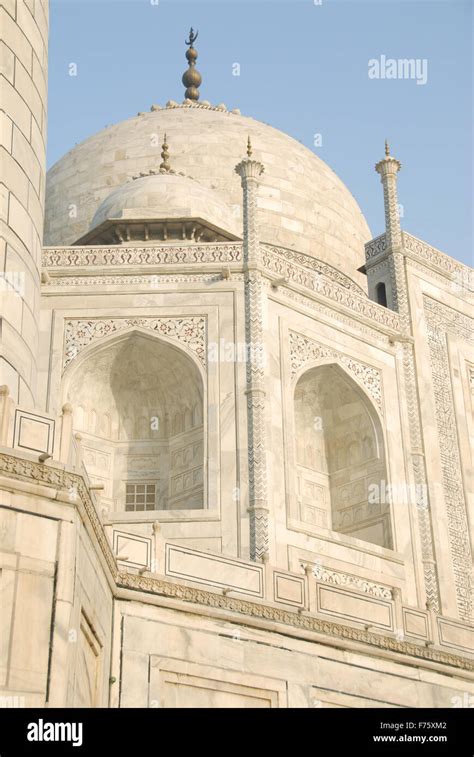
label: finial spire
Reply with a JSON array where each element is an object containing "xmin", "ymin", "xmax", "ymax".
[
  {"xmin": 182, "ymin": 27, "xmax": 202, "ymax": 101},
  {"xmin": 160, "ymin": 133, "xmax": 171, "ymax": 172},
  {"xmin": 385, "ymin": 139, "xmax": 390, "ymax": 157},
  {"xmin": 247, "ymin": 136, "xmax": 253, "ymax": 158}
]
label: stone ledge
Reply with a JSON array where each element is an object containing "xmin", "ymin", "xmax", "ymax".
[{"xmin": 0, "ymin": 449, "xmax": 472, "ymax": 673}]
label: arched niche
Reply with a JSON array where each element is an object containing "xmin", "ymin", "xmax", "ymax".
[
  {"xmin": 63, "ymin": 330, "xmax": 205, "ymax": 514},
  {"xmin": 294, "ymin": 363, "xmax": 392, "ymax": 549}
]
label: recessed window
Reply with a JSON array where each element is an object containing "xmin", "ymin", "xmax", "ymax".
[
  {"xmin": 125, "ymin": 482, "xmax": 156, "ymax": 512},
  {"xmin": 375, "ymin": 282, "xmax": 388, "ymax": 307}
]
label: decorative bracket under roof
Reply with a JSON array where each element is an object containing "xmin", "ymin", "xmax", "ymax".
[{"xmin": 73, "ymin": 217, "xmax": 240, "ymax": 246}]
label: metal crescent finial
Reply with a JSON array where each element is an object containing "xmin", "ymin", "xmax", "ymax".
[{"xmin": 186, "ymin": 27, "xmax": 199, "ymax": 47}]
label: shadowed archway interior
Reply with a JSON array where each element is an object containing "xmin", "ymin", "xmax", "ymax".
[
  {"xmin": 66, "ymin": 332, "xmax": 205, "ymax": 514},
  {"xmin": 294, "ymin": 364, "xmax": 392, "ymax": 549}
]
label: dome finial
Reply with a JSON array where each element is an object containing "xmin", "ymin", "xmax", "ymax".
[
  {"xmin": 160, "ymin": 133, "xmax": 171, "ymax": 172},
  {"xmin": 186, "ymin": 27, "xmax": 198, "ymax": 48},
  {"xmin": 182, "ymin": 27, "xmax": 202, "ymax": 101}
]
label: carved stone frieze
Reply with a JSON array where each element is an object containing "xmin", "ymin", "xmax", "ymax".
[
  {"xmin": 63, "ymin": 316, "xmax": 207, "ymax": 371},
  {"xmin": 424, "ymin": 296, "xmax": 473, "ymax": 621},
  {"xmin": 289, "ymin": 330, "xmax": 383, "ymax": 412},
  {"xmin": 116, "ymin": 570, "xmax": 473, "ymax": 671},
  {"xmin": 311, "ymin": 563, "xmax": 393, "ymax": 599},
  {"xmin": 42, "ymin": 243, "xmax": 243, "ymax": 268}
]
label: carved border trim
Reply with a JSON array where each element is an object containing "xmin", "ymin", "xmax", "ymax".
[
  {"xmin": 63, "ymin": 316, "xmax": 207, "ymax": 371},
  {"xmin": 116, "ymin": 571, "xmax": 473, "ymax": 671},
  {"xmin": 289, "ymin": 330, "xmax": 383, "ymax": 413},
  {"xmin": 0, "ymin": 453, "xmax": 118, "ymax": 580},
  {"xmin": 261, "ymin": 243, "xmax": 365, "ymax": 295},
  {"xmin": 365, "ymin": 234, "xmax": 387, "ymax": 261},
  {"xmin": 261, "ymin": 247, "xmax": 400, "ymax": 331},
  {"xmin": 404, "ymin": 233, "xmax": 472, "ymax": 282},
  {"xmin": 42, "ymin": 243, "xmax": 243, "ymax": 268},
  {"xmin": 423, "ymin": 296, "xmax": 473, "ymax": 621},
  {"xmin": 311, "ymin": 563, "xmax": 393, "ymax": 599}
]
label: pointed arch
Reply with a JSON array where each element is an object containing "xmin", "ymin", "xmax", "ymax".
[
  {"xmin": 293, "ymin": 362, "xmax": 392, "ymax": 549},
  {"xmin": 61, "ymin": 329, "xmax": 206, "ymax": 513}
]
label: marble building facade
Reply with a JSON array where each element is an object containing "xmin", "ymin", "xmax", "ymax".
[{"xmin": 0, "ymin": 3, "xmax": 473, "ymax": 708}]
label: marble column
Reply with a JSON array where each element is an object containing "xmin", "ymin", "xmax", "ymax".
[{"xmin": 235, "ymin": 143, "xmax": 269, "ymax": 561}]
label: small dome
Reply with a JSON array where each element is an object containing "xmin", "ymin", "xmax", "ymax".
[{"xmin": 90, "ymin": 172, "xmax": 238, "ymax": 236}]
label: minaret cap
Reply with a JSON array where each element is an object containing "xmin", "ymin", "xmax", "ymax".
[
  {"xmin": 234, "ymin": 137, "xmax": 265, "ymax": 180},
  {"xmin": 375, "ymin": 139, "xmax": 401, "ymax": 174}
]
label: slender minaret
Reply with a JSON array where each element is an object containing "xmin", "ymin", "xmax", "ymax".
[
  {"xmin": 0, "ymin": 0, "xmax": 49, "ymax": 407},
  {"xmin": 371, "ymin": 141, "xmax": 409, "ymax": 320},
  {"xmin": 235, "ymin": 138, "xmax": 269, "ymax": 561},
  {"xmin": 182, "ymin": 27, "xmax": 202, "ymax": 101},
  {"xmin": 375, "ymin": 140, "xmax": 403, "ymax": 252},
  {"xmin": 369, "ymin": 142, "xmax": 440, "ymax": 612}
]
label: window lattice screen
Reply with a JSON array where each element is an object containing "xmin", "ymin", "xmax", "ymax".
[{"xmin": 125, "ymin": 483, "xmax": 157, "ymax": 512}]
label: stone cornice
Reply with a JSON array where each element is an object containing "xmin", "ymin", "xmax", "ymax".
[
  {"xmin": 261, "ymin": 243, "xmax": 365, "ymax": 295},
  {"xmin": 365, "ymin": 232, "xmax": 473, "ymax": 291},
  {"xmin": 0, "ymin": 450, "xmax": 472, "ymax": 673},
  {"xmin": 116, "ymin": 571, "xmax": 473, "ymax": 673},
  {"xmin": 41, "ymin": 242, "xmax": 401, "ymax": 333}
]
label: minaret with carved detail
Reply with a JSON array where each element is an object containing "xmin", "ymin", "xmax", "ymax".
[
  {"xmin": 366, "ymin": 142, "xmax": 441, "ymax": 613},
  {"xmin": 235, "ymin": 138, "xmax": 269, "ymax": 561},
  {"xmin": 376, "ymin": 140, "xmax": 403, "ymax": 252}
]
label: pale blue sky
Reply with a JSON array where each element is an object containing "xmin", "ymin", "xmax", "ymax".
[{"xmin": 48, "ymin": 0, "xmax": 472, "ymax": 265}]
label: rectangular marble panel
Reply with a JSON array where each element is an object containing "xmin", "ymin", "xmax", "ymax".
[
  {"xmin": 165, "ymin": 544, "xmax": 263, "ymax": 597},
  {"xmin": 113, "ymin": 530, "xmax": 151, "ymax": 569},
  {"xmin": 13, "ymin": 409, "xmax": 55, "ymax": 455},
  {"xmin": 149, "ymin": 658, "xmax": 286, "ymax": 708},
  {"xmin": 317, "ymin": 584, "xmax": 393, "ymax": 629},
  {"xmin": 273, "ymin": 571, "xmax": 305, "ymax": 607},
  {"xmin": 438, "ymin": 618, "xmax": 474, "ymax": 654},
  {"xmin": 403, "ymin": 607, "xmax": 429, "ymax": 640}
]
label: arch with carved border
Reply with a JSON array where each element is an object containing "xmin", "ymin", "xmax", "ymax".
[{"xmin": 60, "ymin": 327, "xmax": 209, "ymax": 516}]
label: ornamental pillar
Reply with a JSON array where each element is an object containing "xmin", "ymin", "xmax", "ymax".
[{"xmin": 235, "ymin": 139, "xmax": 269, "ymax": 561}]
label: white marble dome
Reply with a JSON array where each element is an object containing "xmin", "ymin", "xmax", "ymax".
[
  {"xmin": 90, "ymin": 172, "xmax": 239, "ymax": 235},
  {"xmin": 45, "ymin": 103, "xmax": 372, "ymax": 285}
]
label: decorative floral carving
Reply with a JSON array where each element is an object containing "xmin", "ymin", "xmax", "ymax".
[
  {"xmin": 365, "ymin": 234, "xmax": 387, "ymax": 261},
  {"xmin": 116, "ymin": 571, "xmax": 473, "ymax": 671},
  {"xmin": 424, "ymin": 296, "xmax": 473, "ymax": 621},
  {"xmin": 311, "ymin": 563, "xmax": 392, "ymax": 599},
  {"xmin": 42, "ymin": 243, "xmax": 243, "ymax": 268},
  {"xmin": 262, "ymin": 244, "xmax": 365, "ymax": 294},
  {"xmin": 274, "ymin": 288, "xmax": 392, "ymax": 344},
  {"xmin": 289, "ymin": 331, "xmax": 383, "ymax": 412},
  {"xmin": 63, "ymin": 317, "xmax": 207, "ymax": 370},
  {"xmin": 403, "ymin": 233, "xmax": 472, "ymax": 282},
  {"xmin": 262, "ymin": 247, "xmax": 400, "ymax": 331},
  {"xmin": 468, "ymin": 364, "xmax": 474, "ymax": 390}
]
